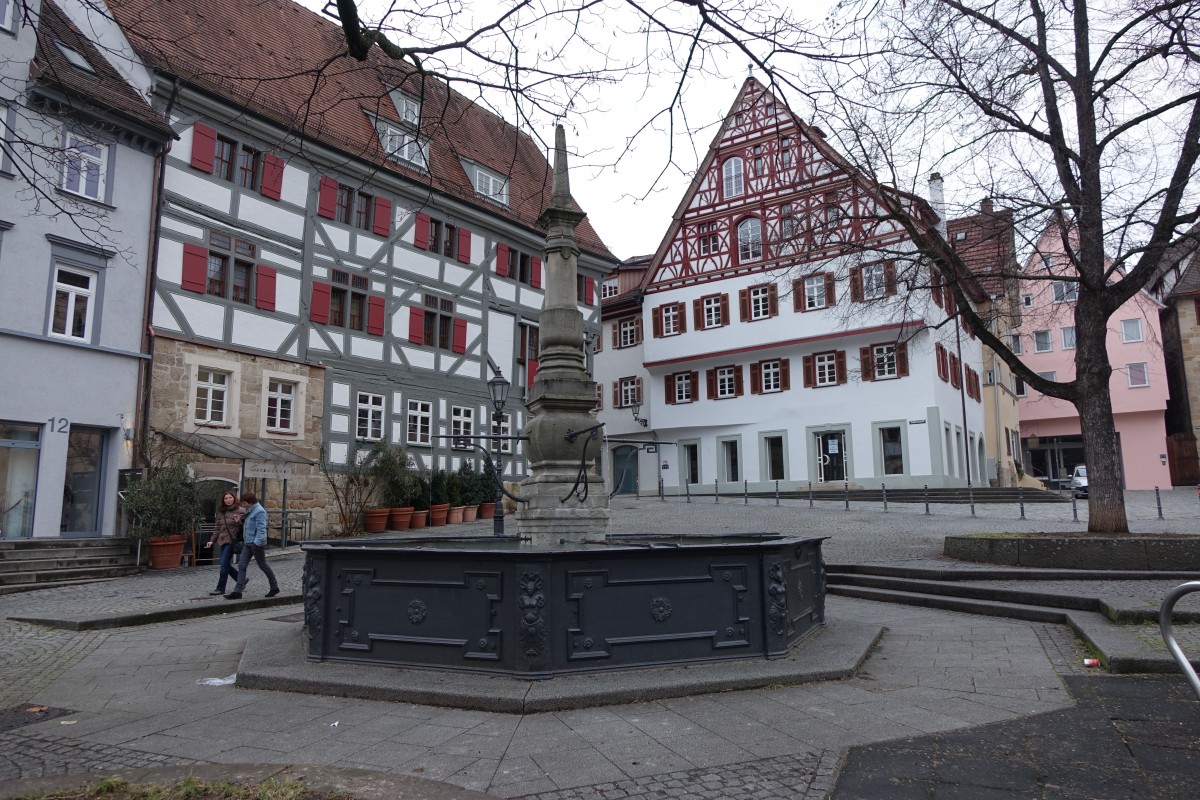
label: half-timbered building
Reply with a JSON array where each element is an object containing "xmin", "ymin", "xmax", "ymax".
[
  {"xmin": 106, "ymin": 0, "xmax": 616, "ymax": 529},
  {"xmin": 598, "ymin": 78, "xmax": 987, "ymax": 494}
]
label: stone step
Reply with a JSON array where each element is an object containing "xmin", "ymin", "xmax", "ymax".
[
  {"xmin": 827, "ymin": 573, "xmax": 1100, "ymax": 612},
  {"xmin": 0, "ymin": 565, "xmax": 142, "ymax": 588},
  {"xmin": 0, "ymin": 544, "xmax": 135, "ymax": 561},
  {"xmin": 0, "ymin": 575, "xmax": 133, "ymax": 596},
  {"xmin": 0, "ymin": 537, "xmax": 134, "ymax": 551},
  {"xmin": 736, "ymin": 488, "xmax": 1069, "ymax": 504},
  {"xmin": 0, "ymin": 555, "xmax": 138, "ymax": 574},
  {"xmin": 827, "ymin": 584, "xmax": 1070, "ymax": 624}
]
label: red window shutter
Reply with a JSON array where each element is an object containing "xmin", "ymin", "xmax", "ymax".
[
  {"xmin": 310, "ymin": 281, "xmax": 331, "ymax": 324},
  {"xmin": 677, "ymin": 303, "xmax": 688, "ymax": 333},
  {"xmin": 254, "ymin": 265, "xmax": 277, "ymax": 311},
  {"xmin": 720, "ymin": 294, "xmax": 730, "ymax": 326},
  {"xmin": 635, "ymin": 376, "xmax": 643, "ymax": 405},
  {"xmin": 181, "ymin": 243, "xmax": 208, "ymax": 293},
  {"xmin": 950, "ymin": 354, "xmax": 961, "ymax": 388},
  {"xmin": 734, "ymin": 366, "xmax": 744, "ymax": 396},
  {"xmin": 803, "ymin": 355, "xmax": 815, "ymax": 388},
  {"xmin": 885, "ymin": 262, "xmax": 898, "ymax": 296},
  {"xmin": 260, "ymin": 154, "xmax": 284, "ymax": 200},
  {"xmin": 936, "ymin": 343, "xmax": 948, "ymax": 381},
  {"xmin": 373, "ymin": 197, "xmax": 392, "ymax": 237},
  {"xmin": 584, "ymin": 276, "xmax": 595, "ymax": 305},
  {"xmin": 531, "ymin": 257, "xmax": 543, "ymax": 288},
  {"xmin": 452, "ymin": 317, "xmax": 467, "ymax": 353},
  {"xmin": 665, "ymin": 375, "xmax": 676, "ymax": 405},
  {"xmin": 836, "ymin": 350, "xmax": 847, "ymax": 384},
  {"xmin": 793, "ymin": 279, "xmax": 805, "ymax": 312},
  {"xmin": 860, "ymin": 346, "xmax": 874, "ymax": 382},
  {"xmin": 850, "ymin": 268, "xmax": 864, "ymax": 302},
  {"xmin": 693, "ymin": 298, "xmax": 703, "ymax": 329},
  {"xmin": 768, "ymin": 284, "xmax": 778, "ymax": 316},
  {"xmin": 457, "ymin": 227, "xmax": 472, "ymax": 263},
  {"xmin": 931, "ymin": 267, "xmax": 943, "ymax": 307},
  {"xmin": 779, "ymin": 359, "xmax": 791, "ymax": 390},
  {"xmin": 613, "ymin": 382, "xmax": 620, "ymax": 408},
  {"xmin": 750, "ymin": 362, "xmax": 762, "ymax": 394},
  {"xmin": 896, "ymin": 342, "xmax": 909, "ymax": 377},
  {"xmin": 527, "ymin": 359, "xmax": 539, "ymax": 389},
  {"xmin": 367, "ymin": 296, "xmax": 386, "ymax": 336},
  {"xmin": 706, "ymin": 368, "xmax": 717, "ymax": 399},
  {"xmin": 408, "ymin": 307, "xmax": 425, "ymax": 344},
  {"xmin": 317, "ymin": 177, "xmax": 338, "ymax": 219},
  {"xmin": 652, "ymin": 306, "xmax": 663, "ymax": 338},
  {"xmin": 190, "ymin": 123, "xmax": 216, "ymax": 173},
  {"xmin": 824, "ymin": 273, "xmax": 837, "ymax": 307},
  {"xmin": 495, "ymin": 242, "xmax": 510, "ymax": 276},
  {"xmin": 739, "ymin": 288, "xmax": 750, "ymax": 321},
  {"xmin": 414, "ymin": 213, "xmax": 430, "ymax": 250}
]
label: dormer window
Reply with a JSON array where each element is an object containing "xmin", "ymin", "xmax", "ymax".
[
  {"xmin": 378, "ymin": 121, "xmax": 427, "ymax": 171},
  {"xmin": 474, "ymin": 166, "xmax": 508, "ymax": 206},
  {"xmin": 55, "ymin": 41, "xmax": 94, "ymax": 73},
  {"xmin": 395, "ymin": 94, "xmax": 420, "ymax": 128}
]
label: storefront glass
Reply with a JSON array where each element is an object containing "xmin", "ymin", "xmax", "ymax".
[
  {"xmin": 62, "ymin": 427, "xmax": 105, "ymax": 536},
  {"xmin": 0, "ymin": 422, "xmax": 40, "ymax": 539}
]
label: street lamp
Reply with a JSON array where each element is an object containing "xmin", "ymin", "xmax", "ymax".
[
  {"xmin": 630, "ymin": 402, "xmax": 648, "ymax": 427},
  {"xmin": 488, "ymin": 373, "xmax": 511, "ymax": 536}
]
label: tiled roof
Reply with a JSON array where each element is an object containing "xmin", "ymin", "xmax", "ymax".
[
  {"xmin": 104, "ymin": 0, "xmax": 613, "ymax": 260},
  {"xmin": 946, "ymin": 202, "xmax": 1017, "ymax": 297},
  {"xmin": 33, "ymin": 0, "xmax": 171, "ymax": 138},
  {"xmin": 1161, "ymin": 224, "xmax": 1200, "ymax": 299}
]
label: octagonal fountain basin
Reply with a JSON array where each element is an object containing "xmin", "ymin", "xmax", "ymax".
[{"xmin": 300, "ymin": 533, "xmax": 827, "ymax": 678}]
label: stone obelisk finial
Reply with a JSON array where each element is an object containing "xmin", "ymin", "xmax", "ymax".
[{"xmin": 515, "ymin": 125, "xmax": 609, "ymax": 546}]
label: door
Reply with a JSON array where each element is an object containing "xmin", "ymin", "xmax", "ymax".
[
  {"xmin": 612, "ymin": 446, "xmax": 639, "ymax": 495},
  {"xmin": 816, "ymin": 431, "xmax": 845, "ymax": 483}
]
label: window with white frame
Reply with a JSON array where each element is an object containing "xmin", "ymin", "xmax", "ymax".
[
  {"xmin": 406, "ymin": 399, "xmax": 431, "ymax": 445},
  {"xmin": 1127, "ymin": 362, "xmax": 1149, "ymax": 387},
  {"xmin": 395, "ymin": 94, "xmax": 420, "ymax": 127},
  {"xmin": 1121, "ymin": 318, "xmax": 1143, "ymax": 342},
  {"xmin": 815, "ymin": 352, "xmax": 838, "ymax": 386},
  {"xmin": 716, "ymin": 366, "xmax": 738, "ymax": 398},
  {"xmin": 863, "ymin": 263, "xmax": 887, "ymax": 299},
  {"xmin": 698, "ymin": 221, "xmax": 719, "ymax": 255},
  {"xmin": 1052, "ymin": 281, "xmax": 1078, "ymax": 303},
  {"xmin": 451, "ymin": 406, "xmax": 474, "ymax": 448},
  {"xmin": 600, "ymin": 278, "xmax": 619, "ymax": 299},
  {"xmin": 492, "ymin": 412, "xmax": 512, "ymax": 454},
  {"xmin": 1022, "ymin": 294, "xmax": 1034, "ymax": 308},
  {"xmin": 378, "ymin": 121, "xmax": 428, "ymax": 170},
  {"xmin": 266, "ymin": 380, "xmax": 295, "ymax": 432},
  {"xmin": 703, "ymin": 294, "xmax": 724, "ymax": 328},
  {"xmin": 60, "ymin": 132, "xmax": 108, "ymax": 201},
  {"xmin": 1033, "ymin": 330, "xmax": 1052, "ymax": 352},
  {"xmin": 749, "ymin": 285, "xmax": 772, "ymax": 320},
  {"xmin": 356, "ymin": 392, "xmax": 384, "ymax": 440},
  {"xmin": 737, "ymin": 217, "xmax": 762, "ymax": 262},
  {"xmin": 722, "ymin": 157, "xmax": 744, "ymax": 198},
  {"xmin": 661, "ymin": 303, "xmax": 681, "ymax": 336},
  {"xmin": 1037, "ymin": 371, "xmax": 1056, "ymax": 382},
  {"xmin": 1061, "ymin": 326, "xmax": 1076, "ymax": 350},
  {"xmin": 873, "ymin": 344, "xmax": 897, "ymax": 379},
  {"xmin": 673, "ymin": 372, "xmax": 694, "ymax": 403},
  {"xmin": 619, "ymin": 317, "xmax": 641, "ymax": 348},
  {"xmin": 1, "ymin": 0, "xmax": 16, "ymax": 31},
  {"xmin": 760, "ymin": 360, "xmax": 782, "ymax": 392},
  {"xmin": 780, "ymin": 136, "xmax": 793, "ymax": 168},
  {"xmin": 194, "ymin": 369, "xmax": 229, "ymax": 424},
  {"xmin": 473, "ymin": 167, "xmax": 508, "ymax": 205},
  {"xmin": 49, "ymin": 265, "xmax": 95, "ymax": 341},
  {"xmin": 619, "ymin": 376, "xmax": 641, "ymax": 407},
  {"xmin": 804, "ymin": 275, "xmax": 827, "ymax": 310},
  {"xmin": 1011, "ymin": 333, "xmax": 1023, "ymax": 354}
]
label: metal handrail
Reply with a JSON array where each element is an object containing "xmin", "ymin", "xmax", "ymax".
[{"xmin": 1159, "ymin": 581, "xmax": 1200, "ymax": 701}]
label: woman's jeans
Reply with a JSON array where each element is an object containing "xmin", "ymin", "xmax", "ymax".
[
  {"xmin": 216, "ymin": 543, "xmax": 238, "ymax": 592},
  {"xmin": 233, "ymin": 543, "xmax": 279, "ymax": 594}
]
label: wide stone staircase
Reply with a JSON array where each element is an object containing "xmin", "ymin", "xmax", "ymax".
[
  {"xmin": 742, "ymin": 486, "xmax": 1069, "ymax": 504},
  {"xmin": 0, "ymin": 538, "xmax": 141, "ymax": 595}
]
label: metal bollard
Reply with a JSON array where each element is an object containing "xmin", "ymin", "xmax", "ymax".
[
  {"xmin": 744, "ymin": 479, "xmax": 749, "ymax": 505},
  {"xmin": 969, "ymin": 484, "xmax": 976, "ymax": 517},
  {"xmin": 658, "ymin": 477, "xmax": 664, "ymax": 501},
  {"xmin": 844, "ymin": 480, "xmax": 850, "ymax": 511},
  {"xmin": 715, "ymin": 479, "xmax": 719, "ymax": 503},
  {"xmin": 1156, "ymin": 486, "xmax": 1164, "ymax": 520},
  {"xmin": 924, "ymin": 484, "xmax": 930, "ymax": 515},
  {"xmin": 882, "ymin": 482, "xmax": 888, "ymax": 512},
  {"xmin": 1018, "ymin": 485, "xmax": 1026, "ymax": 520},
  {"xmin": 1072, "ymin": 494, "xmax": 1078, "ymax": 522},
  {"xmin": 775, "ymin": 480, "xmax": 780, "ymax": 506},
  {"xmin": 685, "ymin": 481, "xmax": 691, "ymax": 504},
  {"xmin": 809, "ymin": 481, "xmax": 814, "ymax": 508}
]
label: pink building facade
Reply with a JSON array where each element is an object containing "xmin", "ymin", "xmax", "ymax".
[{"xmin": 1014, "ymin": 231, "xmax": 1171, "ymax": 489}]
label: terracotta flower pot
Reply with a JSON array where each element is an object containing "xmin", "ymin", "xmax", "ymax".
[
  {"xmin": 428, "ymin": 503, "xmax": 450, "ymax": 527},
  {"xmin": 148, "ymin": 534, "xmax": 188, "ymax": 570},
  {"xmin": 388, "ymin": 507, "xmax": 414, "ymax": 530},
  {"xmin": 409, "ymin": 510, "xmax": 428, "ymax": 529},
  {"xmin": 448, "ymin": 505, "xmax": 465, "ymax": 524},
  {"xmin": 478, "ymin": 501, "xmax": 496, "ymax": 519},
  {"xmin": 462, "ymin": 504, "xmax": 478, "ymax": 522},
  {"xmin": 363, "ymin": 508, "xmax": 389, "ymax": 533}
]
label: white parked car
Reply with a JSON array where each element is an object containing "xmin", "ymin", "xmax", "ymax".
[{"xmin": 1070, "ymin": 465, "xmax": 1088, "ymax": 498}]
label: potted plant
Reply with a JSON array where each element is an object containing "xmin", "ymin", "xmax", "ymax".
[
  {"xmin": 371, "ymin": 442, "xmax": 415, "ymax": 530},
  {"xmin": 476, "ymin": 456, "xmax": 497, "ymax": 519},
  {"xmin": 446, "ymin": 471, "xmax": 465, "ymax": 523},
  {"xmin": 122, "ymin": 455, "xmax": 200, "ymax": 569},
  {"xmin": 458, "ymin": 462, "xmax": 481, "ymax": 522},
  {"xmin": 428, "ymin": 469, "xmax": 450, "ymax": 526},
  {"xmin": 409, "ymin": 475, "xmax": 430, "ymax": 529}
]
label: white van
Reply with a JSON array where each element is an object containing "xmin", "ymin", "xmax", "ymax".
[{"xmin": 1070, "ymin": 465, "xmax": 1088, "ymax": 498}]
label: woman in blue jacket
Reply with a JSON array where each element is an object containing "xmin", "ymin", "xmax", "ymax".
[{"xmin": 224, "ymin": 491, "xmax": 280, "ymax": 600}]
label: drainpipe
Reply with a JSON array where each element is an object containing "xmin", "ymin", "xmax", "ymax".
[
  {"xmin": 135, "ymin": 76, "xmax": 181, "ymax": 463},
  {"xmin": 989, "ymin": 296, "xmax": 1005, "ymax": 486}
]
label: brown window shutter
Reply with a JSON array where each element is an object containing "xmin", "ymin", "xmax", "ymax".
[
  {"xmin": 793, "ymin": 279, "xmax": 805, "ymax": 312},
  {"xmin": 652, "ymin": 306, "xmax": 663, "ymax": 338},
  {"xmin": 860, "ymin": 346, "xmax": 875, "ymax": 382},
  {"xmin": 930, "ymin": 266, "xmax": 942, "ymax": 307},
  {"xmin": 689, "ymin": 372, "xmax": 698, "ymax": 396},
  {"xmin": 803, "ymin": 355, "xmax": 815, "ymax": 388},
  {"xmin": 779, "ymin": 359, "xmax": 791, "ymax": 390},
  {"xmin": 824, "ymin": 273, "xmax": 836, "ymax": 307},
  {"xmin": 612, "ymin": 322, "xmax": 619, "ymax": 348},
  {"xmin": 836, "ymin": 350, "xmax": 847, "ymax": 384},
  {"xmin": 665, "ymin": 375, "xmax": 675, "ymax": 405},
  {"xmin": 677, "ymin": 303, "xmax": 688, "ymax": 333},
  {"xmin": 739, "ymin": 288, "xmax": 750, "ymax": 321},
  {"xmin": 849, "ymin": 267, "xmax": 864, "ymax": 302},
  {"xmin": 750, "ymin": 362, "xmax": 762, "ymax": 394},
  {"xmin": 612, "ymin": 382, "xmax": 620, "ymax": 408},
  {"xmin": 719, "ymin": 294, "xmax": 730, "ymax": 326},
  {"xmin": 768, "ymin": 283, "xmax": 778, "ymax": 316},
  {"xmin": 634, "ymin": 316, "xmax": 643, "ymax": 343},
  {"xmin": 885, "ymin": 262, "xmax": 897, "ymax": 296},
  {"xmin": 896, "ymin": 342, "xmax": 909, "ymax": 377},
  {"xmin": 706, "ymin": 368, "xmax": 717, "ymax": 399},
  {"xmin": 734, "ymin": 366, "xmax": 744, "ymax": 396},
  {"xmin": 635, "ymin": 376, "xmax": 643, "ymax": 405},
  {"xmin": 693, "ymin": 298, "xmax": 703, "ymax": 329}
]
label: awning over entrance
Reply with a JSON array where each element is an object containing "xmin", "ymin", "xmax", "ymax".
[{"xmin": 159, "ymin": 431, "xmax": 314, "ymax": 465}]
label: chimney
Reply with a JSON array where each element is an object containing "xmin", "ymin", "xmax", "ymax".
[
  {"xmin": 928, "ymin": 173, "xmax": 947, "ymax": 237},
  {"xmin": 981, "ymin": 198, "xmax": 994, "ymax": 215}
]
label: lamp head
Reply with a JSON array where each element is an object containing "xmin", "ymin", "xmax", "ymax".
[{"xmin": 488, "ymin": 374, "xmax": 511, "ymax": 413}]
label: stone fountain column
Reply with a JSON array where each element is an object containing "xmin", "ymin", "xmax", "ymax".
[{"xmin": 515, "ymin": 126, "xmax": 609, "ymax": 546}]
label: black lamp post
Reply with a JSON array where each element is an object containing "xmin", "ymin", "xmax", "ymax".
[{"xmin": 488, "ymin": 373, "xmax": 511, "ymax": 536}]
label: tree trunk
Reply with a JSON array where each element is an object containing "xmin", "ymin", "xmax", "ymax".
[{"xmin": 1074, "ymin": 300, "xmax": 1129, "ymax": 533}]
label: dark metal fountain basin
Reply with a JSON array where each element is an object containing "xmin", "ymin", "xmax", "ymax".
[{"xmin": 301, "ymin": 533, "xmax": 827, "ymax": 678}]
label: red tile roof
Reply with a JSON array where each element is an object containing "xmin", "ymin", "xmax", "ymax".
[
  {"xmin": 947, "ymin": 201, "xmax": 1017, "ymax": 297},
  {"xmin": 105, "ymin": 0, "xmax": 613, "ymax": 259}
]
